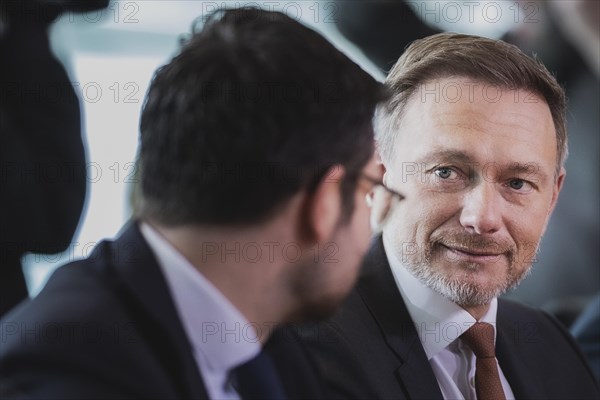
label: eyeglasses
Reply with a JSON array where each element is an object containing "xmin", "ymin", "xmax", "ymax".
[{"xmin": 360, "ymin": 175, "xmax": 405, "ymax": 233}]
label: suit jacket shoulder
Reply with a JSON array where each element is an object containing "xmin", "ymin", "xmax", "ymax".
[
  {"xmin": 0, "ymin": 223, "xmax": 208, "ymax": 399},
  {"xmin": 496, "ymin": 298, "xmax": 600, "ymax": 399},
  {"xmin": 299, "ymin": 237, "xmax": 600, "ymax": 400},
  {"xmin": 1, "ymin": 223, "xmax": 331, "ymax": 400}
]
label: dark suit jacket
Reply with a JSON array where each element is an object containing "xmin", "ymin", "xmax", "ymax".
[
  {"xmin": 300, "ymin": 237, "xmax": 600, "ymax": 400},
  {"xmin": 0, "ymin": 222, "xmax": 324, "ymax": 399}
]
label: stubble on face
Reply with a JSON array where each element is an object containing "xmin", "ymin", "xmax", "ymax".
[
  {"xmin": 380, "ymin": 78, "xmax": 560, "ymax": 310},
  {"xmin": 290, "ymin": 158, "xmax": 379, "ymax": 322},
  {"xmin": 397, "ymin": 229, "xmax": 538, "ymax": 307}
]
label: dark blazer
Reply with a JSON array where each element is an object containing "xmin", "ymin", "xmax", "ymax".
[
  {"xmin": 300, "ymin": 237, "xmax": 600, "ymax": 400},
  {"xmin": 0, "ymin": 222, "xmax": 323, "ymax": 399}
]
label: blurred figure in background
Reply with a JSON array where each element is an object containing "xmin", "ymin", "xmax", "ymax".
[{"xmin": 0, "ymin": 0, "xmax": 108, "ymax": 316}]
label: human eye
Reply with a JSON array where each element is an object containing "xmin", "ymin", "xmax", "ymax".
[
  {"xmin": 505, "ymin": 178, "xmax": 534, "ymax": 193},
  {"xmin": 427, "ymin": 166, "xmax": 468, "ymax": 192},
  {"xmin": 433, "ymin": 167, "xmax": 459, "ymax": 180}
]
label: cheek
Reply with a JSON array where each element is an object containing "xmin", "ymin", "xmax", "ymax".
[
  {"xmin": 509, "ymin": 210, "xmax": 548, "ymax": 252},
  {"xmin": 395, "ymin": 192, "xmax": 461, "ymax": 238},
  {"xmin": 355, "ymin": 194, "xmax": 370, "ymax": 230},
  {"xmin": 355, "ymin": 195, "xmax": 373, "ymax": 250},
  {"xmin": 342, "ymin": 192, "xmax": 372, "ymax": 258}
]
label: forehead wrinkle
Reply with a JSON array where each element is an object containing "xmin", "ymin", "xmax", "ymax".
[
  {"xmin": 434, "ymin": 110, "xmax": 509, "ymax": 137},
  {"xmin": 434, "ymin": 104, "xmax": 554, "ymax": 140},
  {"xmin": 415, "ymin": 149, "xmax": 475, "ymax": 165}
]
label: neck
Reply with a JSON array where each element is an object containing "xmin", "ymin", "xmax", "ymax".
[{"xmin": 147, "ymin": 219, "xmax": 299, "ymax": 344}]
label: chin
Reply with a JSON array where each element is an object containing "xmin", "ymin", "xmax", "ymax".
[
  {"xmin": 408, "ymin": 261, "xmax": 503, "ymax": 306},
  {"xmin": 435, "ymin": 278, "xmax": 501, "ymax": 306}
]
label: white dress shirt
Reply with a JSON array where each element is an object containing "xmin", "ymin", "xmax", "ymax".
[
  {"xmin": 141, "ymin": 223, "xmax": 261, "ymax": 400},
  {"xmin": 383, "ymin": 233, "xmax": 515, "ymax": 400}
]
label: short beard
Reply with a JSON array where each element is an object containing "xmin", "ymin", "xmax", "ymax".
[
  {"xmin": 403, "ymin": 238, "xmax": 536, "ymax": 307},
  {"xmin": 406, "ymin": 260, "xmax": 531, "ymax": 306}
]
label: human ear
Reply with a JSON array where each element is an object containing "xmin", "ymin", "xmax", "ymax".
[
  {"xmin": 375, "ymin": 151, "xmax": 387, "ymax": 181},
  {"xmin": 548, "ymin": 168, "xmax": 566, "ymax": 215},
  {"xmin": 303, "ymin": 165, "xmax": 346, "ymax": 243}
]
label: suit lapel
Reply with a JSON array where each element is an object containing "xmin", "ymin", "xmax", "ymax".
[
  {"xmin": 496, "ymin": 301, "xmax": 545, "ymax": 399},
  {"xmin": 99, "ymin": 222, "xmax": 209, "ymax": 400},
  {"xmin": 357, "ymin": 237, "xmax": 444, "ymax": 399},
  {"xmin": 266, "ymin": 329, "xmax": 326, "ymax": 400}
]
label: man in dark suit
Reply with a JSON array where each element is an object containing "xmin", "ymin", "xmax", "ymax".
[
  {"xmin": 0, "ymin": 8, "xmax": 388, "ymax": 398},
  {"xmin": 301, "ymin": 33, "xmax": 600, "ymax": 399}
]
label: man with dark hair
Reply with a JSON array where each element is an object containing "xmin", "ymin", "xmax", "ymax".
[
  {"xmin": 0, "ymin": 8, "xmax": 388, "ymax": 398},
  {"xmin": 301, "ymin": 33, "xmax": 600, "ymax": 399}
]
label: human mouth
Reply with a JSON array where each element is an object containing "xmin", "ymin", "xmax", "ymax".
[{"xmin": 441, "ymin": 244, "xmax": 504, "ymax": 262}]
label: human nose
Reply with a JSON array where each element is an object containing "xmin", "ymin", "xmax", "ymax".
[{"xmin": 459, "ymin": 182, "xmax": 503, "ymax": 235}]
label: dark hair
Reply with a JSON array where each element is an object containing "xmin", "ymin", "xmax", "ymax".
[
  {"xmin": 377, "ymin": 32, "xmax": 567, "ymax": 178},
  {"xmin": 138, "ymin": 8, "xmax": 385, "ymax": 226}
]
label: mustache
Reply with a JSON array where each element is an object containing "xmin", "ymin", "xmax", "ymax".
[{"xmin": 430, "ymin": 231, "xmax": 514, "ymax": 256}]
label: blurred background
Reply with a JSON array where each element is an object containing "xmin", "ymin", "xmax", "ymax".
[{"xmin": 2, "ymin": 0, "xmax": 599, "ymax": 327}]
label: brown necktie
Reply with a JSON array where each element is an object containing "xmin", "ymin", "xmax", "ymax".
[{"xmin": 461, "ymin": 322, "xmax": 507, "ymax": 400}]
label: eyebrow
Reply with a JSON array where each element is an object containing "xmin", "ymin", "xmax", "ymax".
[{"xmin": 505, "ymin": 162, "xmax": 548, "ymax": 182}]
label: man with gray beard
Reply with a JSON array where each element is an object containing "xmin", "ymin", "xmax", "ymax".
[{"xmin": 300, "ymin": 33, "xmax": 599, "ymax": 400}]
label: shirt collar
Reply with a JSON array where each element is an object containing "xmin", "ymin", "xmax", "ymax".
[
  {"xmin": 140, "ymin": 223, "xmax": 261, "ymax": 372},
  {"xmin": 382, "ymin": 233, "xmax": 498, "ymax": 360}
]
